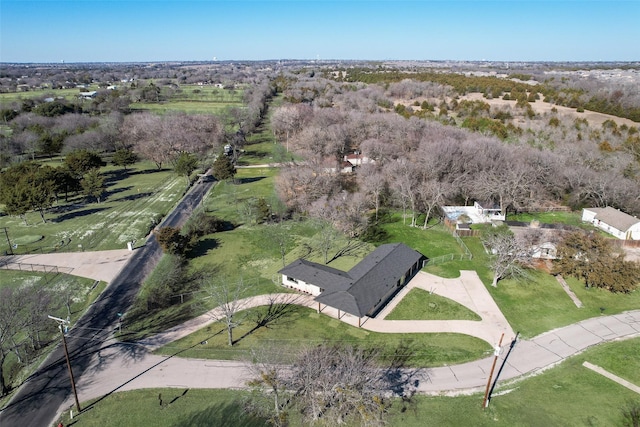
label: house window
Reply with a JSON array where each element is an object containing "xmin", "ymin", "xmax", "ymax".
[{"xmin": 287, "ymin": 276, "xmax": 298, "ymax": 284}]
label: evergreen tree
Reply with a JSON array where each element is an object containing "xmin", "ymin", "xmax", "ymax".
[{"xmin": 212, "ymin": 154, "xmax": 236, "ymax": 182}]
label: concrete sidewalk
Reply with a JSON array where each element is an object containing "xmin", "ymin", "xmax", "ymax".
[{"xmin": 63, "ymin": 309, "xmax": 640, "ymax": 413}]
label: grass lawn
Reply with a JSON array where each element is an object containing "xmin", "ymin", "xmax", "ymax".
[
  {"xmin": 378, "ymin": 215, "xmax": 464, "ymax": 259},
  {"xmin": 507, "ymin": 210, "xmax": 584, "ymax": 226},
  {"xmin": 203, "ymin": 167, "xmax": 280, "ymax": 222},
  {"xmin": 0, "ymin": 161, "xmax": 186, "ymax": 253},
  {"xmin": 387, "ymin": 288, "xmax": 482, "ymax": 321},
  {"xmin": 131, "ymin": 100, "xmax": 240, "ymax": 115},
  {"xmin": 154, "ymin": 305, "xmax": 492, "ymax": 367},
  {"xmin": 130, "ymin": 85, "xmax": 243, "ymax": 115},
  {"xmin": 397, "ymin": 336, "xmax": 640, "ymax": 427},
  {"xmin": 486, "ymin": 268, "xmax": 640, "ymax": 339},
  {"xmin": 55, "ymin": 337, "xmax": 640, "ymax": 427},
  {"xmin": 56, "ymin": 389, "xmax": 268, "ymax": 427}
]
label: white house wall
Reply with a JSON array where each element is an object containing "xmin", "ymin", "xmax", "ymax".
[
  {"xmin": 628, "ymin": 224, "xmax": 640, "ymax": 240},
  {"xmin": 581, "ymin": 209, "xmax": 597, "ymax": 222},
  {"xmin": 582, "ymin": 208, "xmax": 640, "ymax": 240},
  {"xmin": 281, "ymin": 275, "xmax": 322, "ymax": 296}
]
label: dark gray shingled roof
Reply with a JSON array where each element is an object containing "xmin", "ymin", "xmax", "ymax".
[
  {"xmin": 278, "ymin": 259, "xmax": 353, "ymax": 291},
  {"xmin": 279, "ymin": 243, "xmax": 426, "ymax": 317},
  {"xmin": 587, "ymin": 207, "xmax": 640, "ymax": 232}
]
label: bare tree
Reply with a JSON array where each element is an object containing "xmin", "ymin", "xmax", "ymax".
[
  {"xmin": 245, "ymin": 345, "xmax": 293, "ymax": 427},
  {"xmin": 482, "ymin": 225, "xmax": 533, "ymax": 287},
  {"xmin": 358, "ymin": 164, "xmax": 387, "ymax": 220},
  {"xmin": 391, "ymin": 161, "xmax": 420, "ymax": 227},
  {"xmin": 270, "ymin": 104, "xmax": 312, "ymax": 152},
  {"xmin": 246, "ymin": 344, "xmax": 422, "ymax": 427},
  {"xmin": 201, "ymin": 278, "xmax": 249, "ymax": 346},
  {"xmin": 262, "ymin": 222, "xmax": 295, "ymax": 268},
  {"xmin": 418, "ymin": 178, "xmax": 449, "ymax": 229},
  {"xmin": 0, "ymin": 287, "xmax": 27, "ymax": 396}
]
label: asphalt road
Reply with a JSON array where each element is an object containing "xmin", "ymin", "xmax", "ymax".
[{"xmin": 0, "ymin": 178, "xmax": 215, "ymax": 427}]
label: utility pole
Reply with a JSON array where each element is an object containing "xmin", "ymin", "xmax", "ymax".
[
  {"xmin": 487, "ymin": 332, "xmax": 520, "ymax": 406},
  {"xmin": 482, "ymin": 333, "xmax": 504, "ymax": 409},
  {"xmin": 48, "ymin": 315, "xmax": 81, "ymax": 413},
  {"xmin": 2, "ymin": 227, "xmax": 13, "ymax": 255}
]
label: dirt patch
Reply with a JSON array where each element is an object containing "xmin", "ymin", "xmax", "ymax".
[
  {"xmin": 622, "ymin": 246, "xmax": 640, "ymax": 263},
  {"xmin": 460, "ymin": 93, "xmax": 638, "ymax": 128}
]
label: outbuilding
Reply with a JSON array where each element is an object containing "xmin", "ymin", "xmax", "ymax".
[{"xmin": 582, "ymin": 206, "xmax": 640, "ymax": 240}]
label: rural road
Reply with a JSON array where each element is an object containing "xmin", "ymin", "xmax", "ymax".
[{"xmin": 0, "ymin": 177, "xmax": 215, "ymax": 427}]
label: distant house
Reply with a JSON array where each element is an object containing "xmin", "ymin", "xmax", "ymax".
[
  {"xmin": 442, "ymin": 200, "xmax": 505, "ymax": 225},
  {"xmin": 474, "ymin": 201, "xmax": 505, "ymax": 221},
  {"xmin": 78, "ymin": 91, "xmax": 97, "ymax": 100},
  {"xmin": 344, "ymin": 152, "xmax": 374, "ymax": 167},
  {"xmin": 509, "ymin": 224, "xmax": 562, "ymax": 259},
  {"xmin": 582, "ymin": 207, "xmax": 640, "ymax": 240},
  {"xmin": 322, "ymin": 160, "xmax": 354, "ymax": 174},
  {"xmin": 279, "ymin": 243, "xmax": 427, "ymax": 326}
]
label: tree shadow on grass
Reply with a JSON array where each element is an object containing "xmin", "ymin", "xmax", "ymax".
[
  {"xmin": 171, "ymin": 400, "xmax": 268, "ymax": 427},
  {"xmin": 52, "ymin": 207, "xmax": 108, "ymax": 223},
  {"xmin": 102, "ymin": 169, "xmax": 129, "ymax": 185},
  {"xmin": 236, "ymin": 176, "xmax": 266, "ymax": 185},
  {"xmin": 187, "ymin": 237, "xmax": 220, "ymax": 258},
  {"xmin": 111, "ymin": 191, "xmax": 153, "ymax": 202},
  {"xmin": 103, "ymin": 185, "xmax": 132, "ymax": 198},
  {"xmin": 127, "ymin": 167, "xmax": 169, "ymax": 176},
  {"xmin": 233, "ymin": 295, "xmax": 304, "ymax": 346}
]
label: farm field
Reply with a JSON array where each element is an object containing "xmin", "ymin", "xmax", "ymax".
[
  {"xmin": 0, "ymin": 86, "xmax": 102, "ymax": 104},
  {"xmin": 130, "ymin": 85, "xmax": 243, "ymax": 114},
  {"xmin": 0, "ymin": 161, "xmax": 186, "ymax": 254}
]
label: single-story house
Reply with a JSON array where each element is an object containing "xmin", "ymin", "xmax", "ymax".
[
  {"xmin": 509, "ymin": 224, "xmax": 562, "ymax": 259},
  {"xmin": 322, "ymin": 160, "xmax": 354, "ymax": 174},
  {"xmin": 474, "ymin": 201, "xmax": 505, "ymax": 221},
  {"xmin": 78, "ymin": 91, "xmax": 97, "ymax": 100},
  {"xmin": 278, "ymin": 243, "xmax": 427, "ymax": 326},
  {"xmin": 442, "ymin": 200, "xmax": 505, "ymax": 225},
  {"xmin": 344, "ymin": 152, "xmax": 374, "ymax": 167},
  {"xmin": 582, "ymin": 207, "xmax": 640, "ymax": 240}
]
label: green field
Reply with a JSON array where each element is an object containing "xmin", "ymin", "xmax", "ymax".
[
  {"xmin": 387, "ymin": 288, "xmax": 482, "ymax": 321},
  {"xmin": 131, "ymin": 100, "xmax": 241, "ymax": 115},
  {"xmin": 0, "ymin": 161, "xmax": 187, "ymax": 253},
  {"xmin": 131, "ymin": 85, "xmax": 244, "ymax": 114},
  {"xmin": 0, "ymin": 86, "xmax": 101, "ymax": 104}
]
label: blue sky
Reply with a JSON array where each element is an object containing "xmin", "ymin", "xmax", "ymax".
[{"xmin": 1, "ymin": 1, "xmax": 638, "ymax": 63}]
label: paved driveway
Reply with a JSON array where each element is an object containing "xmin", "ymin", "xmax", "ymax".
[{"xmin": 2, "ymin": 248, "xmax": 134, "ymax": 283}]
